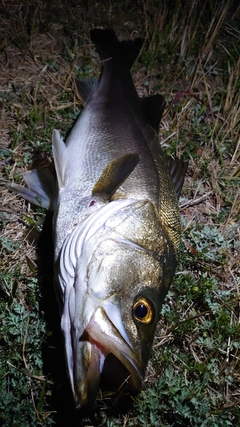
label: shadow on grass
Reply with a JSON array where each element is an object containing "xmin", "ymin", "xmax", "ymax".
[{"xmin": 37, "ymin": 212, "xmax": 76, "ymax": 425}]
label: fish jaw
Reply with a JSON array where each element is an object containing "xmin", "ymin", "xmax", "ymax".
[{"xmin": 71, "ymin": 305, "xmax": 144, "ymax": 409}]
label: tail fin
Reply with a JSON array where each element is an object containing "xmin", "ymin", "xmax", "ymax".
[{"xmin": 90, "ymin": 29, "xmax": 142, "ymax": 71}]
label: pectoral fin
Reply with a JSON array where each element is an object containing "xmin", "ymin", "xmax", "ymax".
[{"xmin": 92, "ymin": 153, "xmax": 139, "ymax": 200}]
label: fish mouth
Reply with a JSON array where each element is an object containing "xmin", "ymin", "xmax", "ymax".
[{"xmin": 72, "ymin": 306, "xmax": 143, "ymax": 409}]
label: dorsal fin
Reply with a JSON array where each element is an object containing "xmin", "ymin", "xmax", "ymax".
[
  {"xmin": 92, "ymin": 153, "xmax": 139, "ymax": 201},
  {"xmin": 75, "ymin": 78, "xmax": 98, "ymax": 104},
  {"xmin": 168, "ymin": 158, "xmax": 188, "ymax": 199},
  {"xmin": 140, "ymin": 95, "xmax": 166, "ymax": 131}
]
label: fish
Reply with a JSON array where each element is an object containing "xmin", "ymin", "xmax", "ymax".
[{"xmin": 5, "ymin": 29, "xmax": 188, "ymax": 410}]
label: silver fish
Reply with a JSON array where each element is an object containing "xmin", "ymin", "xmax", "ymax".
[{"xmin": 5, "ymin": 29, "xmax": 187, "ymax": 409}]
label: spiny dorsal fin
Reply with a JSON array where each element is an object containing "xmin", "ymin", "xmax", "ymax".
[
  {"xmin": 75, "ymin": 78, "xmax": 98, "ymax": 104},
  {"xmin": 140, "ymin": 94, "xmax": 165, "ymax": 131},
  {"xmin": 92, "ymin": 153, "xmax": 139, "ymax": 200},
  {"xmin": 168, "ymin": 157, "xmax": 188, "ymax": 199},
  {"xmin": 52, "ymin": 129, "xmax": 67, "ymax": 189}
]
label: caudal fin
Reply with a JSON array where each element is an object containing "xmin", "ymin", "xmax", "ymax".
[{"xmin": 90, "ymin": 29, "xmax": 142, "ymax": 71}]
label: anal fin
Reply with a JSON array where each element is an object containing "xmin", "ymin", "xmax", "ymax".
[
  {"xmin": 75, "ymin": 78, "xmax": 98, "ymax": 104},
  {"xmin": 52, "ymin": 129, "xmax": 67, "ymax": 189}
]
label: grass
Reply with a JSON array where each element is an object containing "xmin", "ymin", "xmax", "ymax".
[{"xmin": 0, "ymin": 0, "xmax": 239, "ymax": 426}]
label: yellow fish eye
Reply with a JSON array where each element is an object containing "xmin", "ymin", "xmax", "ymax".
[{"xmin": 133, "ymin": 298, "xmax": 153, "ymax": 324}]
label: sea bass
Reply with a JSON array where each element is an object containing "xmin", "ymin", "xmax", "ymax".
[{"xmin": 6, "ymin": 29, "xmax": 187, "ymax": 409}]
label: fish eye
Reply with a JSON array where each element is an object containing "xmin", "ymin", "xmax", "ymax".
[{"xmin": 133, "ymin": 298, "xmax": 153, "ymax": 324}]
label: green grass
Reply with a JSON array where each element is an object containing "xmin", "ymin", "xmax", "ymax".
[
  {"xmin": 0, "ymin": 273, "xmax": 54, "ymax": 426},
  {"xmin": 0, "ymin": 0, "xmax": 239, "ymax": 425}
]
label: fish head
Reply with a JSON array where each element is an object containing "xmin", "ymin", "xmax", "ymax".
[
  {"xmin": 58, "ymin": 199, "xmax": 178, "ymax": 409},
  {"xmin": 72, "ymin": 241, "xmax": 168, "ymax": 409}
]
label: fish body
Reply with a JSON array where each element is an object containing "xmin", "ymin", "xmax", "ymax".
[{"xmin": 5, "ymin": 29, "xmax": 187, "ymax": 409}]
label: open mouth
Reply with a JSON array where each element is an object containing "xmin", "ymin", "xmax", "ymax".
[
  {"xmin": 102, "ymin": 353, "xmax": 132, "ymax": 387},
  {"xmin": 71, "ymin": 306, "xmax": 144, "ymax": 409}
]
